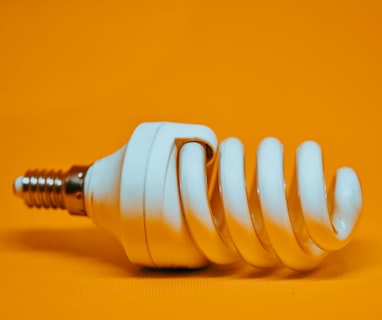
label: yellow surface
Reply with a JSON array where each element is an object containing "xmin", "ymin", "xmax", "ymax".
[{"xmin": 1, "ymin": 0, "xmax": 382, "ymax": 318}]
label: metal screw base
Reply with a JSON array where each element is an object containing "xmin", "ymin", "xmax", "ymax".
[{"xmin": 14, "ymin": 166, "xmax": 89, "ymax": 216}]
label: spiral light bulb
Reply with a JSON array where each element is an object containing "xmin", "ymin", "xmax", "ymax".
[{"xmin": 13, "ymin": 122, "xmax": 363, "ymax": 271}]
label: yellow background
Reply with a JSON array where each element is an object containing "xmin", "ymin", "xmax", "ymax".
[{"xmin": 1, "ymin": 0, "xmax": 381, "ymax": 318}]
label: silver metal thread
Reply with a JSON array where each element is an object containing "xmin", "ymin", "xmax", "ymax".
[
  {"xmin": 19, "ymin": 170, "xmax": 66, "ymax": 209},
  {"xmin": 14, "ymin": 166, "xmax": 89, "ymax": 216}
]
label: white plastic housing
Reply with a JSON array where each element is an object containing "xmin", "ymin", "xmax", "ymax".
[{"xmin": 84, "ymin": 122, "xmax": 217, "ymax": 268}]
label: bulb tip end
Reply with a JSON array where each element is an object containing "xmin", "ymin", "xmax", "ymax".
[{"xmin": 13, "ymin": 176, "xmax": 24, "ymax": 197}]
